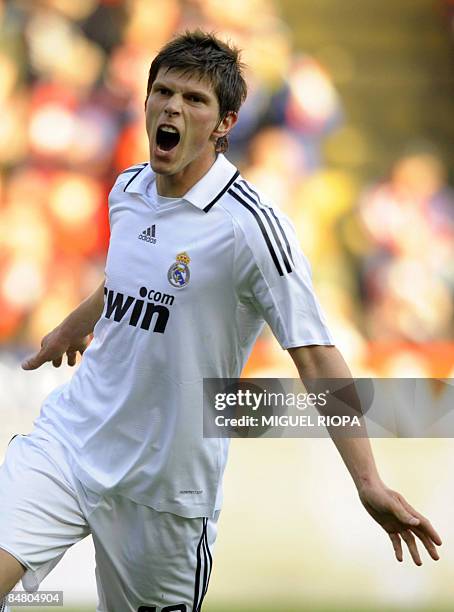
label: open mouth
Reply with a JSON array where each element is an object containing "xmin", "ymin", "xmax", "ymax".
[{"xmin": 156, "ymin": 125, "xmax": 180, "ymax": 151}]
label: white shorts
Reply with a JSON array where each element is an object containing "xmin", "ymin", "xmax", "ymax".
[{"xmin": 0, "ymin": 432, "xmax": 218, "ymax": 612}]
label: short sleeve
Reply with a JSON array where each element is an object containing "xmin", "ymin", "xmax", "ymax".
[
  {"xmin": 107, "ymin": 163, "xmax": 147, "ymax": 229},
  {"xmin": 233, "ymin": 209, "xmax": 334, "ymax": 349}
]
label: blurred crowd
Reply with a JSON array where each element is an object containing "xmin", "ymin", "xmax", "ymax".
[{"xmin": 0, "ymin": 0, "xmax": 453, "ymax": 379}]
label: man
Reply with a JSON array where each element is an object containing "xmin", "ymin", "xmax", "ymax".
[{"xmin": 0, "ymin": 30, "xmax": 441, "ymax": 612}]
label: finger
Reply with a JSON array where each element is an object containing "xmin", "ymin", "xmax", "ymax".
[
  {"xmin": 397, "ymin": 497, "xmax": 442, "ymax": 544},
  {"xmin": 410, "ymin": 515, "xmax": 442, "ymax": 547},
  {"xmin": 401, "ymin": 530, "xmax": 422, "ymax": 566},
  {"xmin": 52, "ymin": 357, "xmax": 63, "ymax": 368},
  {"xmin": 22, "ymin": 350, "xmax": 49, "ymax": 370},
  {"xmin": 67, "ymin": 351, "xmax": 77, "ymax": 367},
  {"xmin": 389, "ymin": 533, "xmax": 403, "ymax": 562},
  {"xmin": 411, "ymin": 528, "xmax": 440, "ymax": 561}
]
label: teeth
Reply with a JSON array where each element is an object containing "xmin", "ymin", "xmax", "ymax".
[{"xmin": 160, "ymin": 126, "xmax": 178, "ymax": 133}]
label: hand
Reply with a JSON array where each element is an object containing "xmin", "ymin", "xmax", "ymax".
[
  {"xmin": 358, "ymin": 481, "xmax": 442, "ymax": 565},
  {"xmin": 22, "ymin": 327, "xmax": 91, "ymax": 370}
]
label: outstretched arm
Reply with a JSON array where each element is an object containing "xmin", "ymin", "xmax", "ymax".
[
  {"xmin": 288, "ymin": 344, "xmax": 442, "ymax": 565},
  {"xmin": 22, "ymin": 279, "xmax": 106, "ymax": 370}
]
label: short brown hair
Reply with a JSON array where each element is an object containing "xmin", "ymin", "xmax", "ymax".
[{"xmin": 146, "ymin": 30, "xmax": 247, "ymax": 152}]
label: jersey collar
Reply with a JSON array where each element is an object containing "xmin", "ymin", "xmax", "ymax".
[
  {"xmin": 125, "ymin": 154, "xmax": 239, "ymax": 213},
  {"xmin": 183, "ymin": 154, "xmax": 240, "ymax": 213}
]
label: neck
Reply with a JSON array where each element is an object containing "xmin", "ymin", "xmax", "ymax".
[{"xmin": 156, "ymin": 153, "xmax": 217, "ymax": 197}]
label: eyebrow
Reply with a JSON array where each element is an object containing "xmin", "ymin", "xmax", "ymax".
[{"xmin": 152, "ymin": 81, "xmax": 211, "ymax": 100}]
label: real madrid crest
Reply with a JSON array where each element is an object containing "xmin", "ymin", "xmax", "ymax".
[{"xmin": 168, "ymin": 252, "xmax": 191, "ymax": 288}]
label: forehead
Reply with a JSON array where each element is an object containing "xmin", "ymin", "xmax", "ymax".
[{"xmin": 154, "ymin": 67, "xmax": 217, "ymax": 97}]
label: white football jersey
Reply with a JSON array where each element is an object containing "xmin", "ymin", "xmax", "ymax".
[{"xmin": 34, "ymin": 154, "xmax": 333, "ymax": 518}]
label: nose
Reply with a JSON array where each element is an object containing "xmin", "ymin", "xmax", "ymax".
[{"xmin": 164, "ymin": 93, "xmax": 182, "ymax": 116}]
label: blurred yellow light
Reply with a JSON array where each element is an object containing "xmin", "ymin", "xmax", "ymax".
[
  {"xmin": 247, "ymin": 127, "xmax": 305, "ymax": 174},
  {"xmin": 45, "ymin": 0, "xmax": 97, "ymax": 20},
  {"xmin": 29, "ymin": 104, "xmax": 75, "ymax": 154},
  {"xmin": 0, "ymin": 53, "xmax": 18, "ymax": 102},
  {"xmin": 2, "ymin": 206, "xmax": 52, "ymax": 262},
  {"xmin": 0, "ymin": 98, "xmax": 28, "ymax": 164},
  {"xmin": 2, "ymin": 259, "xmax": 44, "ymax": 309},
  {"xmin": 28, "ymin": 289, "xmax": 77, "ymax": 346},
  {"xmin": 26, "ymin": 12, "xmax": 104, "ymax": 89},
  {"xmin": 242, "ymin": 20, "xmax": 292, "ymax": 86},
  {"xmin": 57, "ymin": 37, "xmax": 104, "ymax": 89},
  {"xmin": 126, "ymin": 0, "xmax": 180, "ymax": 51},
  {"xmin": 289, "ymin": 61, "xmax": 339, "ymax": 121},
  {"xmin": 382, "ymin": 352, "xmax": 430, "ymax": 378},
  {"xmin": 49, "ymin": 175, "xmax": 100, "ymax": 225},
  {"xmin": 203, "ymin": 0, "xmax": 275, "ymax": 29},
  {"xmin": 26, "ymin": 12, "xmax": 72, "ymax": 73},
  {"xmin": 296, "ymin": 169, "xmax": 357, "ymax": 222}
]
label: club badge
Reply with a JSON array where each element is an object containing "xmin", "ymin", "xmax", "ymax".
[{"xmin": 168, "ymin": 252, "xmax": 191, "ymax": 288}]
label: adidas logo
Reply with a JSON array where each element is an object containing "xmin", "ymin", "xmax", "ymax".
[{"xmin": 138, "ymin": 225, "xmax": 156, "ymax": 244}]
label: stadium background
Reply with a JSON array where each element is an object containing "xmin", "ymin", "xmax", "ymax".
[{"xmin": 0, "ymin": 0, "xmax": 453, "ymax": 610}]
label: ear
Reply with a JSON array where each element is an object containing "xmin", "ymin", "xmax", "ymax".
[{"xmin": 211, "ymin": 111, "xmax": 238, "ymax": 141}]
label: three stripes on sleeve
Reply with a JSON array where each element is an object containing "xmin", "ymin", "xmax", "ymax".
[{"xmin": 228, "ymin": 179, "xmax": 294, "ymax": 277}]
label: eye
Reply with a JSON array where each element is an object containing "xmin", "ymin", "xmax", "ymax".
[
  {"xmin": 187, "ymin": 94, "xmax": 203, "ymax": 103},
  {"xmin": 156, "ymin": 87, "xmax": 171, "ymax": 95}
]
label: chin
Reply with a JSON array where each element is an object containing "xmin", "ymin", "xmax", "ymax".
[{"xmin": 149, "ymin": 160, "xmax": 174, "ymax": 175}]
